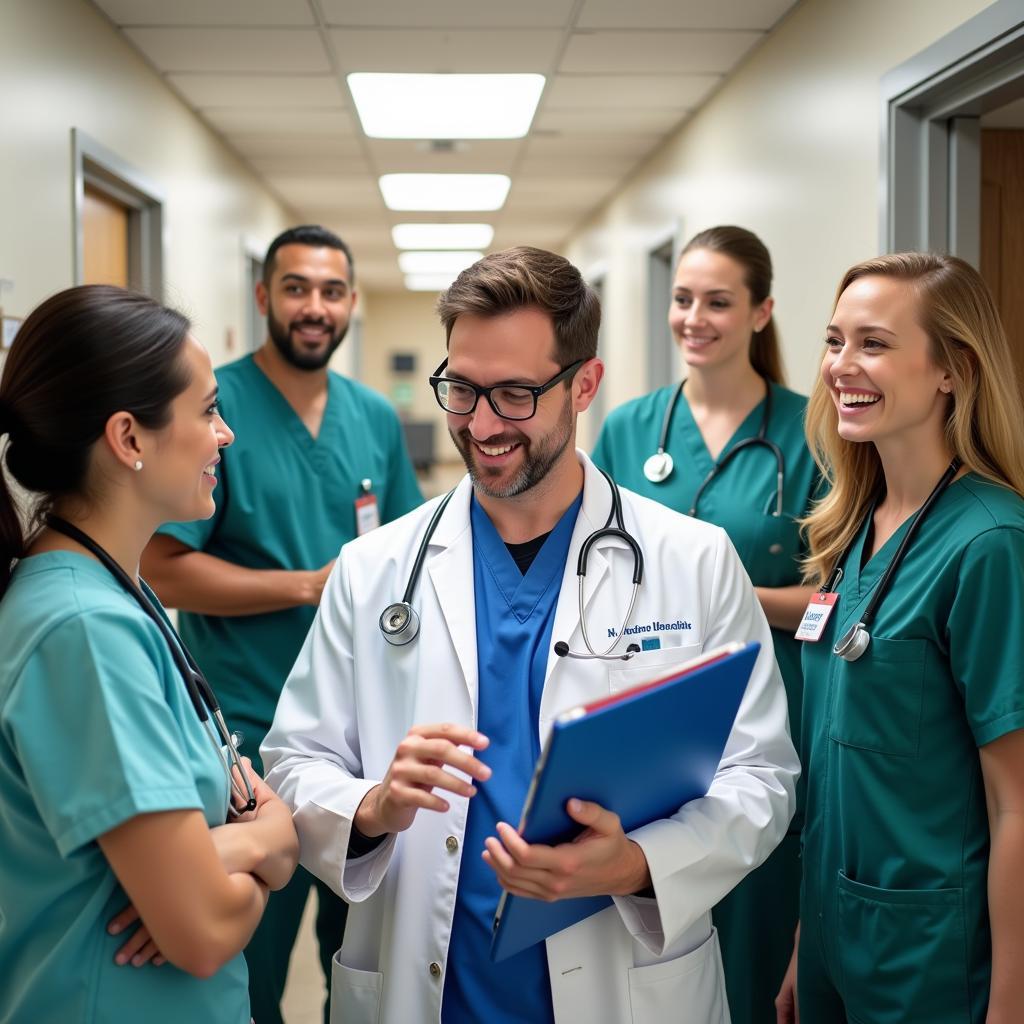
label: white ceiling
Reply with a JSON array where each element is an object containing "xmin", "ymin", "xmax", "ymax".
[{"xmin": 91, "ymin": 0, "xmax": 800, "ymax": 289}]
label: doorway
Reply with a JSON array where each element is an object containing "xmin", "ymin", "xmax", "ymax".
[
  {"xmin": 882, "ymin": 0, "xmax": 1024, "ymax": 392},
  {"xmin": 980, "ymin": 122, "xmax": 1024, "ymax": 399},
  {"xmin": 73, "ymin": 129, "xmax": 164, "ymax": 297},
  {"xmin": 646, "ymin": 237, "xmax": 677, "ymax": 393},
  {"xmin": 82, "ymin": 184, "xmax": 130, "ymax": 287}
]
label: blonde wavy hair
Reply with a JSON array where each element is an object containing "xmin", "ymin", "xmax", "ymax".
[{"xmin": 802, "ymin": 252, "xmax": 1024, "ymax": 587}]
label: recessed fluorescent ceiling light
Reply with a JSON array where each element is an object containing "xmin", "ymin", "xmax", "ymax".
[
  {"xmin": 349, "ymin": 73, "xmax": 544, "ymax": 139},
  {"xmin": 392, "ymin": 223, "xmax": 494, "ymax": 250},
  {"xmin": 380, "ymin": 174, "xmax": 511, "ymax": 211},
  {"xmin": 398, "ymin": 251, "xmax": 482, "ymax": 275},
  {"xmin": 405, "ymin": 273, "xmax": 459, "ymax": 292}
]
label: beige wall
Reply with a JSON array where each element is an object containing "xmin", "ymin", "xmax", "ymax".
[
  {"xmin": 358, "ymin": 287, "xmax": 453, "ymax": 457},
  {"xmin": 566, "ymin": 0, "xmax": 994, "ymax": 447},
  {"xmin": 0, "ymin": 0, "xmax": 291, "ymax": 370}
]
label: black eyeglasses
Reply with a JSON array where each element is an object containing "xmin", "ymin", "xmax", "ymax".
[{"xmin": 429, "ymin": 358, "xmax": 585, "ymax": 421}]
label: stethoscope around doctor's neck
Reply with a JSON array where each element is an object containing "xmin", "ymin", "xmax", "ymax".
[
  {"xmin": 45, "ymin": 516, "xmax": 257, "ymax": 815},
  {"xmin": 644, "ymin": 378, "xmax": 785, "ymax": 519},
  {"xmin": 378, "ymin": 470, "xmax": 645, "ymax": 662}
]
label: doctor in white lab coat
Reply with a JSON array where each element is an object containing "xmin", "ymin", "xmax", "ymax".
[{"xmin": 263, "ymin": 247, "xmax": 798, "ymax": 1024}]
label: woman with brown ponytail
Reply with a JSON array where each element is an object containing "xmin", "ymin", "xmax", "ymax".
[
  {"xmin": 0, "ymin": 285, "xmax": 297, "ymax": 1022},
  {"xmin": 593, "ymin": 226, "xmax": 819, "ymax": 1024}
]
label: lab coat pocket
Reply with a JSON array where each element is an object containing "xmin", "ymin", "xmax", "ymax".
[
  {"xmin": 626, "ymin": 926, "xmax": 729, "ymax": 1024},
  {"xmin": 608, "ymin": 643, "xmax": 703, "ymax": 694},
  {"xmin": 828, "ymin": 637, "xmax": 926, "ymax": 757},
  {"xmin": 330, "ymin": 950, "xmax": 383, "ymax": 1024},
  {"xmin": 835, "ymin": 871, "xmax": 969, "ymax": 1024}
]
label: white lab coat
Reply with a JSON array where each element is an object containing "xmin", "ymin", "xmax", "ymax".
[{"xmin": 263, "ymin": 451, "xmax": 798, "ymax": 1024}]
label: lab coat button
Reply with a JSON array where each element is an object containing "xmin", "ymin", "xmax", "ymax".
[
  {"xmin": 429, "ymin": 961, "xmax": 442, "ymax": 978},
  {"xmin": 445, "ymin": 835, "xmax": 459, "ymax": 853},
  {"xmin": 769, "ymin": 543, "xmax": 783, "ymax": 554}
]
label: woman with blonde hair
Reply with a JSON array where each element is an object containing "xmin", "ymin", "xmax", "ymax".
[
  {"xmin": 593, "ymin": 225, "xmax": 818, "ymax": 1024},
  {"xmin": 776, "ymin": 253, "xmax": 1024, "ymax": 1023}
]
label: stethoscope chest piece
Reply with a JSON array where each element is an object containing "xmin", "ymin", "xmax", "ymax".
[
  {"xmin": 643, "ymin": 451, "xmax": 674, "ymax": 484},
  {"xmin": 380, "ymin": 602, "xmax": 420, "ymax": 646},
  {"xmin": 833, "ymin": 621, "xmax": 870, "ymax": 662}
]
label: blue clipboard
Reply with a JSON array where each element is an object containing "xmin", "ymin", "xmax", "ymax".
[{"xmin": 490, "ymin": 640, "xmax": 760, "ymax": 962}]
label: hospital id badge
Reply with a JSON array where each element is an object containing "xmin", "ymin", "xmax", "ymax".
[
  {"xmin": 355, "ymin": 493, "xmax": 380, "ymax": 536},
  {"xmin": 795, "ymin": 592, "xmax": 838, "ymax": 642}
]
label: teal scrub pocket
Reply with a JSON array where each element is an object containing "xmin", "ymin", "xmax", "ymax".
[
  {"xmin": 752, "ymin": 513, "xmax": 802, "ymax": 587},
  {"xmin": 835, "ymin": 871, "xmax": 970, "ymax": 1024},
  {"xmin": 828, "ymin": 637, "xmax": 927, "ymax": 757}
]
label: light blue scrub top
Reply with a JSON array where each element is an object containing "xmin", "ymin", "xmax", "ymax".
[
  {"xmin": 0, "ymin": 553, "xmax": 249, "ymax": 1023},
  {"xmin": 441, "ymin": 492, "xmax": 583, "ymax": 1024},
  {"xmin": 158, "ymin": 354, "xmax": 422, "ymax": 772}
]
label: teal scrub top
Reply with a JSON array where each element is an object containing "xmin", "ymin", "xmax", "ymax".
[
  {"xmin": 158, "ymin": 355, "xmax": 423, "ymax": 769},
  {"xmin": 0, "ymin": 552, "xmax": 249, "ymax": 1023},
  {"xmin": 593, "ymin": 381, "xmax": 818, "ymax": 818},
  {"xmin": 799, "ymin": 475, "xmax": 1024, "ymax": 1023}
]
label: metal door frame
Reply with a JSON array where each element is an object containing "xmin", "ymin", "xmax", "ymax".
[
  {"xmin": 881, "ymin": 0, "xmax": 1024, "ymax": 265},
  {"xmin": 72, "ymin": 129, "xmax": 165, "ymax": 297}
]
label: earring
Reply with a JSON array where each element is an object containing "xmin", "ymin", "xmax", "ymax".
[{"xmin": 134, "ymin": 460, "xmax": 143, "ymax": 471}]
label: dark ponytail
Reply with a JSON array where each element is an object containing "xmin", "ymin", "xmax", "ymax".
[
  {"xmin": 0, "ymin": 285, "xmax": 191, "ymax": 595},
  {"xmin": 680, "ymin": 225, "xmax": 785, "ymax": 385}
]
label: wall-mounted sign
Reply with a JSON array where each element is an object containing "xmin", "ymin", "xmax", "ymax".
[{"xmin": 391, "ymin": 381, "xmax": 414, "ymax": 409}]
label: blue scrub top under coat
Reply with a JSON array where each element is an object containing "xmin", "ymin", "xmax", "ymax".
[{"xmin": 442, "ymin": 491, "xmax": 583, "ymax": 1023}]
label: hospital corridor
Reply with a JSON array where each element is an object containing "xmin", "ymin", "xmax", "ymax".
[{"xmin": 2, "ymin": 1, "xmax": 1024, "ymax": 1022}]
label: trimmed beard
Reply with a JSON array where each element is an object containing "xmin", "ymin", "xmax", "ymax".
[
  {"xmin": 266, "ymin": 301, "xmax": 348, "ymax": 371},
  {"xmin": 450, "ymin": 389, "xmax": 574, "ymax": 499}
]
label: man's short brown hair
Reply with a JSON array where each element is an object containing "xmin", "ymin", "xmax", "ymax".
[{"xmin": 436, "ymin": 247, "xmax": 600, "ymax": 366}]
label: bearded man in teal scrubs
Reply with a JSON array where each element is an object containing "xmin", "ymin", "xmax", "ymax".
[{"xmin": 142, "ymin": 225, "xmax": 422, "ymax": 1024}]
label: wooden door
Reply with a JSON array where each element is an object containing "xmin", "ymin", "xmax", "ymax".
[
  {"xmin": 980, "ymin": 129, "xmax": 1024, "ymax": 401},
  {"xmin": 82, "ymin": 184, "xmax": 129, "ymax": 287}
]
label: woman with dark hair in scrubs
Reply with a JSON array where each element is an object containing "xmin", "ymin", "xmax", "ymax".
[
  {"xmin": 0, "ymin": 285, "xmax": 298, "ymax": 1022},
  {"xmin": 592, "ymin": 225, "xmax": 818, "ymax": 1024},
  {"xmin": 776, "ymin": 253, "xmax": 1024, "ymax": 1023}
]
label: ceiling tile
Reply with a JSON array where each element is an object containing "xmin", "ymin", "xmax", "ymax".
[
  {"xmin": 535, "ymin": 108, "xmax": 687, "ymax": 135},
  {"xmin": 505, "ymin": 177, "xmax": 620, "ymax": 208},
  {"xmin": 320, "ymin": 0, "xmax": 576, "ymax": 28},
  {"xmin": 365, "ymin": 139, "xmax": 521, "ymax": 174},
  {"xmin": 92, "ymin": 0, "xmax": 315, "ymax": 26},
  {"xmin": 577, "ymin": 0, "xmax": 796, "ymax": 31},
  {"xmin": 167, "ymin": 73, "xmax": 344, "ymax": 108},
  {"xmin": 544, "ymin": 74, "xmax": 720, "ymax": 110},
  {"xmin": 491, "ymin": 222, "xmax": 575, "ymax": 249},
  {"xmin": 560, "ymin": 30, "xmax": 762, "ymax": 74},
  {"xmin": 267, "ymin": 175, "xmax": 383, "ymax": 210},
  {"xmin": 246, "ymin": 153, "xmax": 371, "ymax": 177},
  {"xmin": 123, "ymin": 27, "xmax": 330, "ymax": 73},
  {"xmin": 327, "ymin": 29, "xmax": 561, "ymax": 73},
  {"xmin": 225, "ymin": 133, "xmax": 366, "ymax": 159},
  {"xmin": 298, "ymin": 205, "xmax": 392, "ymax": 228},
  {"xmin": 524, "ymin": 133, "xmax": 663, "ymax": 158},
  {"xmin": 517, "ymin": 151, "xmax": 637, "ymax": 178},
  {"xmin": 203, "ymin": 108, "xmax": 357, "ymax": 136}
]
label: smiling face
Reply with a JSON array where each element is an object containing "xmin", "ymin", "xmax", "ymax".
[
  {"xmin": 822, "ymin": 274, "xmax": 952, "ymax": 450},
  {"xmin": 141, "ymin": 336, "xmax": 234, "ymax": 523},
  {"xmin": 668, "ymin": 247, "xmax": 772, "ymax": 373},
  {"xmin": 445, "ymin": 307, "xmax": 586, "ymax": 500},
  {"xmin": 257, "ymin": 243, "xmax": 356, "ymax": 370}
]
